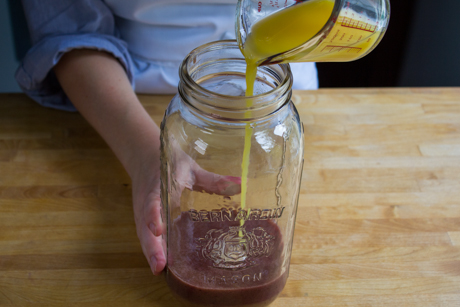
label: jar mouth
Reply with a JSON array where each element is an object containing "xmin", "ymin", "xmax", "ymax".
[{"xmin": 179, "ymin": 40, "xmax": 293, "ymax": 121}]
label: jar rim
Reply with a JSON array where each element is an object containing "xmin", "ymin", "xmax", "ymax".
[{"xmin": 179, "ymin": 40, "xmax": 293, "ymax": 120}]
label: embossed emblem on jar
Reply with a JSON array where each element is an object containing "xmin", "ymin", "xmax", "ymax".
[{"xmin": 197, "ymin": 226, "xmax": 275, "ymax": 270}]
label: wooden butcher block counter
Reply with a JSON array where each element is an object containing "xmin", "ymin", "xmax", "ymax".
[{"xmin": 0, "ymin": 88, "xmax": 459, "ymax": 306}]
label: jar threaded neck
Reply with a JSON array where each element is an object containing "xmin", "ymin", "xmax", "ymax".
[{"xmin": 179, "ymin": 40, "xmax": 293, "ymax": 121}]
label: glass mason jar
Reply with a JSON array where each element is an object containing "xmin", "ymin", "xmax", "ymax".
[{"xmin": 160, "ymin": 40, "xmax": 304, "ymax": 307}]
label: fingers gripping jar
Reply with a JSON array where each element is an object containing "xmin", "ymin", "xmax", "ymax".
[{"xmin": 160, "ymin": 40, "xmax": 304, "ymax": 307}]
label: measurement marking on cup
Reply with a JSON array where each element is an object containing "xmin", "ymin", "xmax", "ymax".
[
  {"xmin": 340, "ymin": 17, "xmax": 377, "ymax": 32},
  {"xmin": 321, "ymin": 45, "xmax": 362, "ymax": 53}
]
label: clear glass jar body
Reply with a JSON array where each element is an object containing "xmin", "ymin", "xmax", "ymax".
[{"xmin": 160, "ymin": 41, "xmax": 304, "ymax": 307}]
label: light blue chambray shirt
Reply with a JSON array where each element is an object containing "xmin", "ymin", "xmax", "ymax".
[{"xmin": 16, "ymin": 0, "xmax": 318, "ymax": 112}]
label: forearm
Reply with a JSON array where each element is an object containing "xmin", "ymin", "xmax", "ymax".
[{"xmin": 53, "ymin": 49, "xmax": 160, "ymax": 178}]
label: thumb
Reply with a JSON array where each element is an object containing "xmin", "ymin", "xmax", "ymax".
[{"xmin": 192, "ymin": 165, "xmax": 241, "ymax": 196}]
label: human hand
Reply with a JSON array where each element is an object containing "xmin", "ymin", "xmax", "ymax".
[
  {"xmin": 131, "ymin": 148, "xmax": 241, "ymax": 276},
  {"xmin": 52, "ymin": 49, "xmax": 243, "ymax": 277}
]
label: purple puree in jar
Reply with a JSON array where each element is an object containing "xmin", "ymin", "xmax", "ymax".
[{"xmin": 166, "ymin": 211, "xmax": 288, "ymax": 307}]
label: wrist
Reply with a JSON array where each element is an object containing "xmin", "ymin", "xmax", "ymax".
[{"xmin": 119, "ymin": 111, "xmax": 162, "ymax": 181}]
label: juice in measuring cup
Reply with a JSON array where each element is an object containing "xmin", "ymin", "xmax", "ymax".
[
  {"xmin": 239, "ymin": 0, "xmax": 388, "ymax": 66},
  {"xmin": 241, "ymin": 0, "xmax": 335, "ymax": 69}
]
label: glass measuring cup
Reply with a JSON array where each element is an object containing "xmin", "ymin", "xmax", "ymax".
[{"xmin": 236, "ymin": 0, "xmax": 390, "ymax": 65}]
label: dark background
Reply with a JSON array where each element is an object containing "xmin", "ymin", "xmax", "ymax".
[{"xmin": 317, "ymin": 0, "xmax": 460, "ymax": 87}]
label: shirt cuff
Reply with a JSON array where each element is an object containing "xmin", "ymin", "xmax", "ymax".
[
  {"xmin": 15, "ymin": 33, "xmax": 134, "ymax": 112},
  {"xmin": 290, "ymin": 62, "xmax": 319, "ymax": 90}
]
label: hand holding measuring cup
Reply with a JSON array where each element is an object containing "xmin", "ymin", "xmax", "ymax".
[{"xmin": 236, "ymin": 0, "xmax": 390, "ymax": 66}]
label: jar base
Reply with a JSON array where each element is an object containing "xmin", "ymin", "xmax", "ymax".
[
  {"xmin": 171, "ymin": 295, "xmax": 279, "ymax": 307},
  {"xmin": 166, "ymin": 269, "xmax": 287, "ymax": 307}
]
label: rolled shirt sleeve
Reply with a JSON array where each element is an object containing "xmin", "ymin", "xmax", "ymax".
[{"xmin": 16, "ymin": 0, "xmax": 134, "ymax": 111}]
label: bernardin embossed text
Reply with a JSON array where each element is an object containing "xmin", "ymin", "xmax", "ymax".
[{"xmin": 189, "ymin": 207, "xmax": 286, "ymax": 222}]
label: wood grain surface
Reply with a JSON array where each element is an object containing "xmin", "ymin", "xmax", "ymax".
[{"xmin": 1, "ymin": 88, "xmax": 459, "ymax": 306}]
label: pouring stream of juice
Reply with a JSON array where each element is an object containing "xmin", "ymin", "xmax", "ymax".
[
  {"xmin": 239, "ymin": 0, "xmax": 386, "ymax": 227},
  {"xmin": 239, "ymin": 0, "xmax": 335, "ymax": 228}
]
